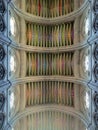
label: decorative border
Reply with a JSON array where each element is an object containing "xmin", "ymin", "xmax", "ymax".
[{"xmin": 92, "ymin": 1, "xmax": 98, "ymax": 130}]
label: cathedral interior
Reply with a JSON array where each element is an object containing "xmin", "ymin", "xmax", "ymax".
[{"xmin": 0, "ymin": 0, "xmax": 98, "ymax": 130}]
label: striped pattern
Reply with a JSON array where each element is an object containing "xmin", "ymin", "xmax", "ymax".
[
  {"xmin": 26, "ymin": 22, "xmax": 74, "ymax": 47},
  {"xmin": 14, "ymin": 111, "xmax": 76, "ymax": 130},
  {"xmin": 26, "ymin": 0, "xmax": 74, "ymax": 17},
  {"xmin": 25, "ymin": 81, "xmax": 74, "ymax": 106},
  {"xmin": 26, "ymin": 52, "xmax": 74, "ymax": 76}
]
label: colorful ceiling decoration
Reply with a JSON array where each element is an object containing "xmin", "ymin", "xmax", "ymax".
[{"xmin": 0, "ymin": 0, "xmax": 97, "ymax": 130}]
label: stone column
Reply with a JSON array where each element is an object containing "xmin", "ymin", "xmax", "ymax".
[
  {"xmin": 19, "ymin": 0, "xmax": 26, "ymax": 111},
  {"xmin": 73, "ymin": 50, "xmax": 80, "ymax": 77}
]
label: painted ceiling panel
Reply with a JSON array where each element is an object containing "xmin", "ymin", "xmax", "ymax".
[{"xmin": 0, "ymin": 0, "xmax": 97, "ymax": 130}]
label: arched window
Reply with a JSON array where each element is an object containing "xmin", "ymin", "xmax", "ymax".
[
  {"xmin": 10, "ymin": 92, "xmax": 15, "ymax": 109},
  {"xmin": 81, "ymin": 10, "xmax": 90, "ymax": 38},
  {"xmin": 85, "ymin": 17, "xmax": 89, "ymax": 35},
  {"xmin": 10, "ymin": 17, "xmax": 16, "ymax": 36},
  {"xmin": 10, "ymin": 55, "xmax": 16, "ymax": 73},
  {"xmin": 85, "ymin": 92, "xmax": 90, "ymax": 109},
  {"xmin": 84, "ymin": 55, "xmax": 89, "ymax": 73}
]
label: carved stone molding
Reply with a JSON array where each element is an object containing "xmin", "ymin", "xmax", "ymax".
[
  {"xmin": 0, "ymin": 45, "xmax": 5, "ymax": 61},
  {"xmin": 0, "ymin": 113, "xmax": 5, "ymax": 129},
  {"xmin": 0, "ymin": 0, "xmax": 5, "ymax": 13},
  {"xmin": 0, "ymin": 94, "xmax": 5, "ymax": 110},
  {"xmin": 94, "ymin": 64, "xmax": 98, "ymax": 80},
  {"xmin": 0, "ymin": 64, "xmax": 5, "ymax": 80},
  {"xmin": 94, "ymin": 113, "xmax": 98, "ymax": 126},
  {"xmin": 93, "ymin": 0, "xmax": 98, "ymax": 12},
  {"xmin": 94, "ymin": 45, "xmax": 98, "ymax": 60},
  {"xmin": 94, "ymin": 15, "xmax": 98, "ymax": 31},
  {"xmin": 94, "ymin": 94, "xmax": 98, "ymax": 108},
  {"xmin": 0, "ymin": 15, "xmax": 5, "ymax": 32}
]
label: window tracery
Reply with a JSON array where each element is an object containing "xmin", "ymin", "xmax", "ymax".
[
  {"xmin": 0, "ymin": 15, "xmax": 5, "ymax": 32},
  {"xmin": 0, "ymin": 64, "xmax": 5, "ymax": 80},
  {"xmin": 0, "ymin": 113, "xmax": 5, "ymax": 129},
  {"xmin": 0, "ymin": 45, "xmax": 5, "ymax": 61},
  {"xmin": 0, "ymin": 94, "xmax": 5, "ymax": 110},
  {"xmin": 0, "ymin": 0, "xmax": 5, "ymax": 13}
]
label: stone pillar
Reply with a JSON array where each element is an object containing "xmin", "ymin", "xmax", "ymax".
[
  {"xmin": 19, "ymin": 84, "xmax": 26, "ymax": 111},
  {"xmin": 74, "ymin": 0, "xmax": 79, "ymax": 10},
  {"xmin": 20, "ymin": 0, "xmax": 25, "ymax": 11},
  {"xmin": 74, "ymin": 18, "xmax": 80, "ymax": 44},
  {"xmin": 73, "ymin": 50, "xmax": 80, "ymax": 77},
  {"xmin": 75, "ymin": 118, "xmax": 80, "ymax": 130},
  {"xmin": 19, "ymin": 0, "xmax": 26, "ymax": 111},
  {"xmin": 20, "ymin": 0, "xmax": 26, "ymax": 77},
  {"xmin": 74, "ymin": 84, "xmax": 80, "ymax": 111}
]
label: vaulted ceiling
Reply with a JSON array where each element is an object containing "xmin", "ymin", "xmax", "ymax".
[{"xmin": 0, "ymin": 0, "xmax": 98, "ymax": 130}]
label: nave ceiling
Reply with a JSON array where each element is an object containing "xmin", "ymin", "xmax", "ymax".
[{"xmin": 0, "ymin": 0, "xmax": 98, "ymax": 130}]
